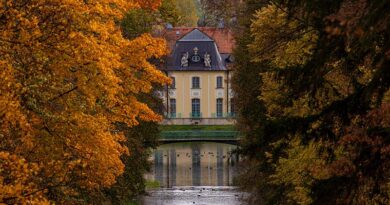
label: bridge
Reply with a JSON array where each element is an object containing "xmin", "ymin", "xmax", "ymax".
[{"xmin": 159, "ymin": 130, "xmax": 241, "ymax": 145}]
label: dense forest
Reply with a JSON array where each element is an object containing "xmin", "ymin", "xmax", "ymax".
[{"xmin": 232, "ymin": 0, "xmax": 390, "ymax": 204}]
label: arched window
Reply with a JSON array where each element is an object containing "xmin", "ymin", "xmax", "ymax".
[
  {"xmin": 216, "ymin": 98, "xmax": 223, "ymax": 118},
  {"xmin": 191, "ymin": 98, "xmax": 201, "ymax": 118},
  {"xmin": 170, "ymin": 99, "xmax": 176, "ymax": 118},
  {"xmin": 216, "ymin": 76, "xmax": 223, "ymax": 88},
  {"xmin": 192, "ymin": 76, "xmax": 200, "ymax": 88}
]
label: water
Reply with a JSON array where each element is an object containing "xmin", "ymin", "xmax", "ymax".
[
  {"xmin": 142, "ymin": 142, "xmax": 246, "ymax": 205},
  {"xmin": 141, "ymin": 186, "xmax": 246, "ymax": 205}
]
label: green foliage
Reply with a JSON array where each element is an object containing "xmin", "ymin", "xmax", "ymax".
[
  {"xmin": 121, "ymin": 0, "xmax": 181, "ymax": 39},
  {"xmin": 121, "ymin": 0, "xmax": 200, "ymax": 28},
  {"xmin": 249, "ymin": 3, "xmax": 318, "ymax": 68},
  {"xmin": 121, "ymin": 9, "xmax": 155, "ymax": 39},
  {"xmin": 198, "ymin": 0, "xmax": 242, "ymax": 27},
  {"xmin": 174, "ymin": 0, "xmax": 199, "ymax": 26},
  {"xmin": 159, "ymin": 0, "xmax": 180, "ymax": 26}
]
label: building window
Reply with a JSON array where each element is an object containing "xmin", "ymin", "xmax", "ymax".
[
  {"xmin": 192, "ymin": 77, "xmax": 200, "ymax": 89},
  {"xmin": 170, "ymin": 99, "xmax": 176, "ymax": 118},
  {"xmin": 170, "ymin": 77, "xmax": 175, "ymax": 89},
  {"xmin": 216, "ymin": 98, "xmax": 223, "ymax": 118},
  {"xmin": 192, "ymin": 98, "xmax": 201, "ymax": 117},
  {"xmin": 216, "ymin": 76, "xmax": 223, "ymax": 88}
]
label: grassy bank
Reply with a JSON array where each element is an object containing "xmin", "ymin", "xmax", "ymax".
[{"xmin": 145, "ymin": 180, "xmax": 160, "ymax": 189}]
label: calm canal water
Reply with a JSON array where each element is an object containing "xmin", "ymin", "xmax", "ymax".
[{"xmin": 141, "ymin": 142, "xmax": 247, "ymax": 205}]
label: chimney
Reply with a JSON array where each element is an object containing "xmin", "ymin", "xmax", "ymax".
[{"xmin": 166, "ymin": 23, "xmax": 173, "ymax": 29}]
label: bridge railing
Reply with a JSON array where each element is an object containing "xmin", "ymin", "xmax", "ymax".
[
  {"xmin": 165, "ymin": 113, "xmax": 182, "ymax": 118},
  {"xmin": 160, "ymin": 130, "xmax": 240, "ymax": 140},
  {"xmin": 210, "ymin": 112, "xmax": 236, "ymax": 118}
]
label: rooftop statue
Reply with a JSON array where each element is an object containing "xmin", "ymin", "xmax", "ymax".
[
  {"xmin": 204, "ymin": 52, "xmax": 211, "ymax": 67},
  {"xmin": 181, "ymin": 52, "xmax": 189, "ymax": 67}
]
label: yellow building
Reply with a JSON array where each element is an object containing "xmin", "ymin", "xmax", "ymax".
[{"xmin": 159, "ymin": 28, "xmax": 235, "ymax": 125}]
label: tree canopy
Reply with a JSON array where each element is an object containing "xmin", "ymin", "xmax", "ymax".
[
  {"xmin": 174, "ymin": 0, "xmax": 199, "ymax": 27},
  {"xmin": 0, "ymin": 0, "xmax": 169, "ymax": 203},
  {"xmin": 198, "ymin": 0, "xmax": 242, "ymax": 27},
  {"xmin": 234, "ymin": 0, "xmax": 390, "ymax": 204}
]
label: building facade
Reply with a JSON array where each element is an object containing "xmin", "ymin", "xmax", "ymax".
[{"xmin": 159, "ymin": 28, "xmax": 235, "ymax": 125}]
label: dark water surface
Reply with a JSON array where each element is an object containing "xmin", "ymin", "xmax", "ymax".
[{"xmin": 142, "ymin": 142, "xmax": 246, "ymax": 205}]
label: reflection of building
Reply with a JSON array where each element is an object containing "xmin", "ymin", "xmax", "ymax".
[
  {"xmin": 149, "ymin": 143, "xmax": 237, "ymax": 187},
  {"xmin": 192, "ymin": 145, "xmax": 201, "ymax": 186},
  {"xmin": 158, "ymin": 27, "xmax": 236, "ymax": 125},
  {"xmin": 169, "ymin": 149, "xmax": 176, "ymax": 186},
  {"xmin": 154, "ymin": 150, "xmax": 164, "ymax": 184}
]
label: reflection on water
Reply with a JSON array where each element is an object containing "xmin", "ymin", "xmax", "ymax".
[
  {"xmin": 141, "ymin": 186, "xmax": 247, "ymax": 205},
  {"xmin": 145, "ymin": 142, "xmax": 239, "ymax": 187}
]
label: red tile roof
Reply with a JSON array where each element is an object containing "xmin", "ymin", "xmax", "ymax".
[{"xmin": 158, "ymin": 27, "xmax": 235, "ymax": 54}]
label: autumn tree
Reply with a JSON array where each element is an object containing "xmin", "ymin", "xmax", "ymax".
[
  {"xmin": 121, "ymin": 9, "xmax": 156, "ymax": 39},
  {"xmin": 231, "ymin": 1, "xmax": 280, "ymax": 204},
  {"xmin": 104, "ymin": 4, "xmax": 172, "ymax": 202},
  {"xmin": 198, "ymin": 0, "xmax": 242, "ymax": 27},
  {"xmin": 159, "ymin": 0, "xmax": 181, "ymax": 27},
  {"xmin": 0, "ymin": 0, "xmax": 170, "ymax": 204},
  {"xmin": 174, "ymin": 0, "xmax": 200, "ymax": 27},
  {"xmin": 234, "ymin": 0, "xmax": 390, "ymax": 204},
  {"xmin": 104, "ymin": 119, "xmax": 161, "ymax": 204},
  {"xmin": 121, "ymin": 0, "xmax": 180, "ymax": 40}
]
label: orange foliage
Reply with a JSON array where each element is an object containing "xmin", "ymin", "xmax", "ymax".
[
  {"xmin": 133, "ymin": 0, "xmax": 162, "ymax": 10},
  {"xmin": 0, "ymin": 152, "xmax": 50, "ymax": 204},
  {"xmin": 0, "ymin": 0, "xmax": 168, "ymax": 203}
]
